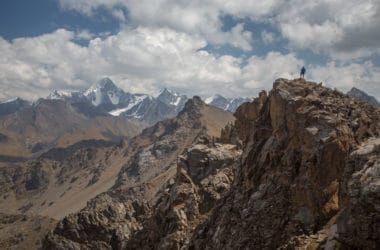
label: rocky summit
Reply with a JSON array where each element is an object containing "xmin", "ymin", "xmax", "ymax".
[
  {"xmin": 0, "ymin": 78, "xmax": 379, "ymax": 249},
  {"xmin": 190, "ymin": 78, "xmax": 380, "ymax": 249}
]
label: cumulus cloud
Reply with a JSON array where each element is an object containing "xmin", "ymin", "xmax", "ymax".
[
  {"xmin": 75, "ymin": 29, "xmax": 95, "ymax": 40},
  {"xmin": 2, "ymin": 1, "xmax": 380, "ymax": 101},
  {"xmin": 276, "ymin": 0, "xmax": 380, "ymax": 59},
  {"xmin": 241, "ymin": 52, "xmax": 304, "ymax": 91},
  {"xmin": 261, "ymin": 30, "xmax": 276, "ymax": 45},
  {"xmin": 0, "ymin": 27, "xmax": 245, "ymax": 99},
  {"xmin": 59, "ymin": 0, "xmax": 380, "ymax": 60},
  {"xmin": 309, "ymin": 61, "xmax": 380, "ymax": 97},
  {"xmin": 59, "ymin": 0, "xmax": 256, "ymax": 51},
  {"xmin": 2, "ymin": 27, "xmax": 379, "ymax": 101}
]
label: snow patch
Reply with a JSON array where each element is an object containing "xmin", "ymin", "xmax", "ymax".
[
  {"xmin": 109, "ymin": 95, "xmax": 148, "ymax": 116},
  {"xmin": 91, "ymin": 88, "xmax": 103, "ymax": 106},
  {"xmin": 205, "ymin": 94, "xmax": 221, "ymax": 104},
  {"xmin": 171, "ymin": 96, "xmax": 182, "ymax": 106},
  {"xmin": 0, "ymin": 97, "xmax": 18, "ymax": 104},
  {"xmin": 107, "ymin": 91, "xmax": 120, "ymax": 105}
]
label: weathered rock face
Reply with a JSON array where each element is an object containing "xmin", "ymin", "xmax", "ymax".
[
  {"xmin": 44, "ymin": 187, "xmax": 150, "ymax": 250},
  {"xmin": 126, "ymin": 140, "xmax": 241, "ymax": 249},
  {"xmin": 234, "ymin": 90, "xmax": 267, "ymax": 144},
  {"xmin": 189, "ymin": 79, "xmax": 380, "ymax": 249},
  {"xmin": 337, "ymin": 138, "xmax": 380, "ymax": 249}
]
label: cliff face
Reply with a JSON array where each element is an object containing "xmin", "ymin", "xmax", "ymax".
[
  {"xmin": 190, "ymin": 79, "xmax": 380, "ymax": 249},
  {"xmin": 338, "ymin": 138, "xmax": 380, "ymax": 248}
]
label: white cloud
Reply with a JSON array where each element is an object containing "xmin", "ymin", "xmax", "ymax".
[
  {"xmin": 112, "ymin": 8, "xmax": 126, "ymax": 22},
  {"xmin": 276, "ymin": 0, "xmax": 380, "ymax": 59},
  {"xmin": 280, "ymin": 20, "xmax": 343, "ymax": 50},
  {"xmin": 1, "ymin": 26, "xmax": 380, "ymax": 101},
  {"xmin": 309, "ymin": 61, "xmax": 380, "ymax": 98},
  {"xmin": 75, "ymin": 30, "xmax": 95, "ymax": 40},
  {"xmin": 59, "ymin": 0, "xmax": 256, "ymax": 51},
  {"xmin": 0, "ymin": 28, "xmax": 244, "ymax": 99},
  {"xmin": 240, "ymin": 52, "xmax": 304, "ymax": 91},
  {"xmin": 0, "ymin": 27, "xmax": 302, "ymax": 100},
  {"xmin": 57, "ymin": 1, "xmax": 380, "ymax": 62},
  {"xmin": 261, "ymin": 30, "xmax": 275, "ymax": 45},
  {"xmin": 59, "ymin": 0, "xmax": 380, "ymax": 60}
]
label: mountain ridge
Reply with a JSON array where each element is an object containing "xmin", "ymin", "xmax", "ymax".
[
  {"xmin": 347, "ymin": 86, "xmax": 379, "ymax": 106},
  {"xmin": 41, "ymin": 78, "xmax": 380, "ymax": 249}
]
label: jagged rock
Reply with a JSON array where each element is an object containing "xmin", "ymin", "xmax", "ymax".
[
  {"xmin": 189, "ymin": 78, "xmax": 380, "ymax": 249},
  {"xmin": 234, "ymin": 90, "xmax": 267, "ymax": 144},
  {"xmin": 44, "ymin": 187, "xmax": 150, "ymax": 250},
  {"xmin": 337, "ymin": 138, "xmax": 380, "ymax": 249},
  {"xmin": 126, "ymin": 141, "xmax": 241, "ymax": 249}
]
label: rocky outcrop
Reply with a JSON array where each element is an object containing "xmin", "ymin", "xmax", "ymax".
[
  {"xmin": 337, "ymin": 138, "xmax": 380, "ymax": 249},
  {"xmin": 233, "ymin": 90, "xmax": 267, "ymax": 144},
  {"xmin": 126, "ymin": 139, "xmax": 241, "ymax": 249},
  {"xmin": 43, "ymin": 187, "xmax": 150, "ymax": 250},
  {"xmin": 189, "ymin": 78, "xmax": 380, "ymax": 249}
]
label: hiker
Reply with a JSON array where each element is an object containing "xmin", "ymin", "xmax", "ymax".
[{"xmin": 300, "ymin": 66, "xmax": 306, "ymax": 79}]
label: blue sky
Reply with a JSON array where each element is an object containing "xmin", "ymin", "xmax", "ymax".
[{"xmin": 0, "ymin": 0, "xmax": 379, "ymax": 100}]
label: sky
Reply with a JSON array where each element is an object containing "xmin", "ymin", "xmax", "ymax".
[{"xmin": 0, "ymin": 0, "xmax": 380, "ymax": 100}]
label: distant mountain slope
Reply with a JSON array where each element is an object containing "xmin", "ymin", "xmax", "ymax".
[
  {"xmin": 0, "ymin": 97, "xmax": 30, "ymax": 116},
  {"xmin": 347, "ymin": 87, "xmax": 379, "ymax": 106},
  {"xmin": 0, "ymin": 97, "xmax": 235, "ymax": 249},
  {"xmin": 0, "ymin": 99, "xmax": 142, "ymax": 158}
]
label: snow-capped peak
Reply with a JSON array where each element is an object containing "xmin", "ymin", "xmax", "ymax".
[
  {"xmin": 84, "ymin": 78, "xmax": 124, "ymax": 106},
  {"xmin": 84, "ymin": 78, "xmax": 119, "ymax": 95},
  {"xmin": 156, "ymin": 88, "xmax": 187, "ymax": 108}
]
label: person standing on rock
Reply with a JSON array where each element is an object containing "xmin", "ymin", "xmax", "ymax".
[{"xmin": 300, "ymin": 66, "xmax": 306, "ymax": 79}]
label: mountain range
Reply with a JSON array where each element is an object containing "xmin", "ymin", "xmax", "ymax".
[
  {"xmin": 3, "ymin": 79, "xmax": 378, "ymax": 123},
  {"xmin": 0, "ymin": 78, "xmax": 251, "ymax": 160},
  {"xmin": 1, "ymin": 78, "xmax": 251, "ymax": 121},
  {"xmin": 0, "ymin": 78, "xmax": 379, "ymax": 249}
]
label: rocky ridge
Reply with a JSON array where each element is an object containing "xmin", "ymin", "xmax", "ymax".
[
  {"xmin": 42, "ymin": 97, "xmax": 236, "ymax": 249},
  {"xmin": 1, "ymin": 78, "xmax": 379, "ymax": 249},
  {"xmin": 189, "ymin": 78, "xmax": 380, "ymax": 249}
]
